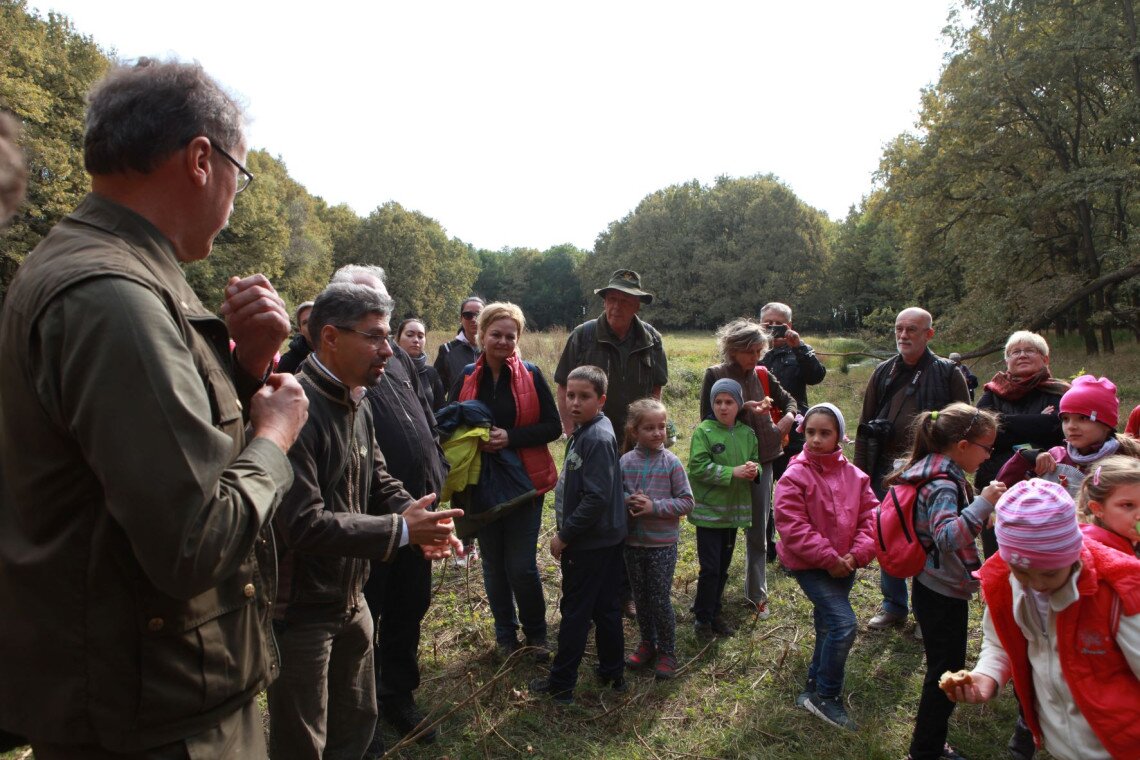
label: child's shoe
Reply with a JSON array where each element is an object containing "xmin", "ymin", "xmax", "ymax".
[
  {"xmin": 711, "ymin": 615, "xmax": 735, "ymax": 637},
  {"xmin": 624, "ymin": 641, "xmax": 655, "ymax": 670},
  {"xmin": 754, "ymin": 601, "xmax": 771, "ymax": 620},
  {"xmin": 528, "ymin": 677, "xmax": 573, "ymax": 705},
  {"xmin": 653, "ymin": 653, "xmax": 677, "ymax": 680},
  {"xmin": 804, "ymin": 693, "xmax": 857, "ymax": 731},
  {"xmin": 796, "ymin": 677, "xmax": 816, "ymax": 708}
]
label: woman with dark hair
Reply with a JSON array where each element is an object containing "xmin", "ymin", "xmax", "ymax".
[
  {"xmin": 435, "ymin": 296, "xmax": 484, "ymax": 396},
  {"xmin": 975, "ymin": 330, "xmax": 1069, "ymax": 556},
  {"xmin": 396, "ymin": 317, "xmax": 446, "ymax": 411}
]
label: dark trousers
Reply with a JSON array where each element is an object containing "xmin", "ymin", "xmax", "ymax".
[
  {"xmin": 363, "ymin": 544, "xmax": 432, "ymax": 708},
  {"xmin": 476, "ymin": 497, "xmax": 547, "ymax": 645},
  {"xmin": 625, "ymin": 544, "xmax": 679, "ymax": 654},
  {"xmin": 767, "ymin": 439, "xmax": 802, "ymax": 554},
  {"xmin": 548, "ymin": 543, "xmax": 625, "ymax": 692},
  {"xmin": 908, "ymin": 579, "xmax": 969, "ymax": 760},
  {"xmin": 693, "ymin": 526, "xmax": 737, "ymax": 624}
]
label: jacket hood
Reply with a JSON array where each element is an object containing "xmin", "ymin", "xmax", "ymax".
[{"xmin": 790, "ymin": 446, "xmax": 847, "ymax": 473}]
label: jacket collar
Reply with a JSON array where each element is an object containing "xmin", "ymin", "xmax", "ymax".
[
  {"xmin": 70, "ymin": 193, "xmax": 209, "ymax": 318},
  {"xmin": 300, "ymin": 355, "xmax": 366, "ymax": 408},
  {"xmin": 796, "ymin": 446, "xmax": 846, "ymax": 472},
  {"xmin": 596, "ymin": 313, "xmax": 653, "ymax": 349}
]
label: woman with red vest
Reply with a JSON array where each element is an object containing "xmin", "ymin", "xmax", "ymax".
[
  {"xmin": 946, "ymin": 479, "xmax": 1140, "ymax": 760},
  {"xmin": 453, "ymin": 302, "xmax": 560, "ymax": 660}
]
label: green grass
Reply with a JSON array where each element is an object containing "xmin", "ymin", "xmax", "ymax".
[{"xmin": 8, "ymin": 330, "xmax": 1138, "ymax": 759}]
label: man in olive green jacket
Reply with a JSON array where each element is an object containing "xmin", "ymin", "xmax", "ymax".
[{"xmin": 0, "ymin": 60, "xmax": 309, "ymax": 758}]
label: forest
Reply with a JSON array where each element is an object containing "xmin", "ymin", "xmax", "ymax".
[{"xmin": 1, "ymin": 0, "xmax": 1138, "ymax": 352}]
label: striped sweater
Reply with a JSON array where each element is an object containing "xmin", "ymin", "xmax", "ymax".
[{"xmin": 620, "ymin": 444, "xmax": 695, "ymax": 547}]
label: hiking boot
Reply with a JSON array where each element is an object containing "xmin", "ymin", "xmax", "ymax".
[
  {"xmin": 528, "ymin": 677, "xmax": 573, "ymax": 705},
  {"xmin": 804, "ymin": 693, "xmax": 857, "ymax": 731},
  {"xmin": 625, "ymin": 641, "xmax": 656, "ymax": 670},
  {"xmin": 940, "ymin": 744, "xmax": 969, "ymax": 759},
  {"xmin": 796, "ymin": 677, "xmax": 817, "ymax": 708},
  {"xmin": 653, "ymin": 653, "xmax": 678, "ymax": 680},
  {"xmin": 525, "ymin": 636, "xmax": 551, "ymax": 664},
  {"xmin": 867, "ymin": 608, "xmax": 906, "ymax": 629},
  {"xmin": 711, "ymin": 616, "xmax": 735, "ymax": 637},
  {"xmin": 382, "ymin": 700, "xmax": 437, "ymax": 744},
  {"xmin": 1007, "ymin": 716, "xmax": 1035, "ymax": 760},
  {"xmin": 693, "ymin": 620, "xmax": 714, "ymax": 638}
]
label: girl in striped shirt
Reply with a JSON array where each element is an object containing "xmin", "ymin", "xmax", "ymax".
[{"xmin": 620, "ymin": 399, "xmax": 695, "ymax": 680}]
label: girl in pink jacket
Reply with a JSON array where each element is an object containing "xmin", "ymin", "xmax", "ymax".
[{"xmin": 774, "ymin": 403, "xmax": 879, "ymax": 732}]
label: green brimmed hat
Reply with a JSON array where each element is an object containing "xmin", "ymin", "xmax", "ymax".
[{"xmin": 594, "ymin": 269, "xmax": 654, "ymax": 304}]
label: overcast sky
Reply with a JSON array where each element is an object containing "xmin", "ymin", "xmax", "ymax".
[{"xmin": 36, "ymin": 1, "xmax": 954, "ymax": 252}]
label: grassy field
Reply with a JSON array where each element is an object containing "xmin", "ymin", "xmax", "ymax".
[{"xmin": 6, "ymin": 329, "xmax": 1137, "ymax": 760}]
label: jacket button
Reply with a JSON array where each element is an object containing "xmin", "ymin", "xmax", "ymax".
[
  {"xmin": 243, "ymin": 583, "xmax": 256, "ymax": 598},
  {"xmin": 147, "ymin": 617, "xmax": 164, "ymax": 632}
]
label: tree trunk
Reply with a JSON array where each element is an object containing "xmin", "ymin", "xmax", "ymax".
[
  {"xmin": 1123, "ymin": 0, "xmax": 1140, "ymax": 99},
  {"xmin": 1079, "ymin": 296, "xmax": 1100, "ymax": 355}
]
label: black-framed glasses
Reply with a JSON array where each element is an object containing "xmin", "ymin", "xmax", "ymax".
[
  {"xmin": 967, "ymin": 440, "xmax": 995, "ymax": 455},
  {"xmin": 209, "ymin": 138, "xmax": 254, "ymax": 194},
  {"xmin": 334, "ymin": 325, "xmax": 389, "ymax": 347}
]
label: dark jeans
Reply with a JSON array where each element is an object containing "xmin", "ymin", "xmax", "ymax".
[
  {"xmin": 908, "ymin": 579, "xmax": 969, "ymax": 760},
  {"xmin": 268, "ymin": 604, "xmax": 377, "ymax": 760},
  {"xmin": 693, "ymin": 526, "xmax": 737, "ymax": 624},
  {"xmin": 790, "ymin": 568, "xmax": 858, "ymax": 698},
  {"xmin": 548, "ymin": 543, "xmax": 625, "ymax": 692},
  {"xmin": 625, "ymin": 544, "xmax": 679, "ymax": 654},
  {"xmin": 476, "ymin": 497, "xmax": 547, "ymax": 645},
  {"xmin": 363, "ymin": 544, "xmax": 432, "ymax": 708}
]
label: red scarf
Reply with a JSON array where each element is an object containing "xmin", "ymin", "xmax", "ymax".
[{"xmin": 984, "ymin": 367, "xmax": 1069, "ymax": 402}]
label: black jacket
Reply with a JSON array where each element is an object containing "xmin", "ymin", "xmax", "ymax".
[
  {"xmin": 557, "ymin": 413, "xmax": 627, "ymax": 550},
  {"xmin": 975, "ymin": 386, "xmax": 1064, "ymax": 488},
  {"xmin": 759, "ymin": 343, "xmax": 826, "ymax": 412},
  {"xmin": 434, "ymin": 335, "xmax": 478, "ymax": 398},
  {"xmin": 276, "ymin": 333, "xmax": 311, "ymax": 374},
  {"xmin": 366, "ymin": 342, "xmax": 448, "ymax": 501}
]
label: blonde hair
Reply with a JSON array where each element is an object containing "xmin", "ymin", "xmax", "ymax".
[
  {"xmin": 886, "ymin": 403, "xmax": 1000, "ymax": 498},
  {"xmin": 476, "ymin": 302, "xmax": 526, "ymax": 348},
  {"xmin": 1078, "ymin": 455, "xmax": 1140, "ymax": 526},
  {"xmin": 1004, "ymin": 330, "xmax": 1050, "ymax": 358},
  {"xmin": 715, "ymin": 318, "xmax": 769, "ymax": 363},
  {"xmin": 623, "ymin": 398, "xmax": 668, "ymax": 453}
]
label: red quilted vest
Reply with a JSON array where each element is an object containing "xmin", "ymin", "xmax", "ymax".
[
  {"xmin": 458, "ymin": 353, "xmax": 557, "ymax": 494},
  {"xmin": 978, "ymin": 540, "xmax": 1140, "ymax": 758}
]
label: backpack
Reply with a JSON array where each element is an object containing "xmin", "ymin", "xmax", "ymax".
[
  {"xmin": 754, "ymin": 365, "xmax": 789, "ymax": 447},
  {"xmin": 874, "ymin": 474, "xmax": 953, "ymax": 578}
]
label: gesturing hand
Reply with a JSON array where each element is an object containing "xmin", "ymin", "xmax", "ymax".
[
  {"xmin": 222, "ymin": 274, "xmax": 290, "ymax": 379},
  {"xmin": 250, "ymin": 373, "xmax": 309, "ymax": 452}
]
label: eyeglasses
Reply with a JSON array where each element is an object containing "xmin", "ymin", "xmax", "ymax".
[
  {"xmin": 334, "ymin": 326, "xmax": 389, "ymax": 347},
  {"xmin": 461, "ymin": 311, "xmax": 480, "ymax": 320},
  {"xmin": 209, "ymin": 138, "xmax": 254, "ymax": 194},
  {"xmin": 967, "ymin": 440, "xmax": 995, "ymax": 455},
  {"xmin": 1007, "ymin": 347, "xmax": 1040, "ymax": 358}
]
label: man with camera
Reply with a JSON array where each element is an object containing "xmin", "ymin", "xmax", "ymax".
[
  {"xmin": 853, "ymin": 307, "xmax": 969, "ymax": 632},
  {"xmin": 758, "ymin": 302, "xmax": 827, "ymax": 562}
]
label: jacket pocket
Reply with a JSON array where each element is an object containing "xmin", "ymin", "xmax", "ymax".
[{"xmin": 134, "ymin": 559, "xmax": 264, "ymax": 729}]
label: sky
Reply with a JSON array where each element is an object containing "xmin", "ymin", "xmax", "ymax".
[{"xmin": 36, "ymin": 1, "xmax": 955, "ymax": 253}]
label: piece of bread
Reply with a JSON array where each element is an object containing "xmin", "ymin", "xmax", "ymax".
[{"xmin": 938, "ymin": 669, "xmax": 973, "ymax": 695}]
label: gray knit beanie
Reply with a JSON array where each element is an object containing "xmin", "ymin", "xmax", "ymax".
[{"xmin": 709, "ymin": 378, "xmax": 744, "ymax": 411}]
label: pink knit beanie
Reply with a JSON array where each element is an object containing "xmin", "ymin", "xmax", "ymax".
[
  {"xmin": 995, "ymin": 479, "xmax": 1084, "ymax": 571},
  {"xmin": 1059, "ymin": 375, "xmax": 1119, "ymax": 429}
]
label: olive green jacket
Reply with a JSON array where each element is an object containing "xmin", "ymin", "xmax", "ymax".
[{"xmin": 0, "ymin": 194, "xmax": 294, "ymax": 751}]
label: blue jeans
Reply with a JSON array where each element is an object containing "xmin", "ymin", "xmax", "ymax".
[
  {"xmin": 790, "ymin": 569, "xmax": 857, "ymax": 699},
  {"xmin": 476, "ymin": 497, "xmax": 547, "ymax": 645},
  {"xmin": 880, "ymin": 570, "xmax": 909, "ymax": 617}
]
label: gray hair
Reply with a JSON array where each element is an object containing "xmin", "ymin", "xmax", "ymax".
[
  {"xmin": 1004, "ymin": 330, "xmax": 1050, "ymax": 358},
  {"xmin": 715, "ymin": 318, "xmax": 769, "ymax": 362},
  {"xmin": 760, "ymin": 302, "xmax": 792, "ymax": 322},
  {"xmin": 309, "ymin": 283, "xmax": 394, "ymax": 349},
  {"xmin": 294, "ymin": 300, "xmax": 314, "ymax": 325},
  {"xmin": 331, "ymin": 264, "xmax": 387, "ymax": 291},
  {"xmin": 85, "ymin": 58, "xmax": 244, "ymax": 175}
]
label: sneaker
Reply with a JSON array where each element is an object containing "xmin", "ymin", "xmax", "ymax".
[
  {"xmin": 867, "ymin": 608, "xmax": 907, "ymax": 629},
  {"xmin": 804, "ymin": 693, "xmax": 857, "ymax": 731},
  {"xmin": 653, "ymin": 653, "xmax": 678, "ymax": 680},
  {"xmin": 622, "ymin": 599, "xmax": 637, "ymax": 620},
  {"xmin": 693, "ymin": 620, "xmax": 714, "ymax": 638},
  {"xmin": 940, "ymin": 744, "xmax": 969, "ymax": 759},
  {"xmin": 525, "ymin": 636, "xmax": 551, "ymax": 663},
  {"xmin": 913, "ymin": 622, "xmax": 923, "ymax": 641},
  {"xmin": 711, "ymin": 616, "xmax": 735, "ymax": 637},
  {"xmin": 754, "ymin": 601, "xmax": 771, "ymax": 620},
  {"xmin": 625, "ymin": 641, "xmax": 656, "ymax": 670},
  {"xmin": 796, "ymin": 677, "xmax": 817, "ymax": 708},
  {"xmin": 382, "ymin": 700, "xmax": 437, "ymax": 744},
  {"xmin": 528, "ymin": 677, "xmax": 573, "ymax": 705}
]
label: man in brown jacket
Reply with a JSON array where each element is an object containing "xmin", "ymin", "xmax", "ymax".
[
  {"xmin": 268, "ymin": 282, "xmax": 461, "ymax": 760},
  {"xmin": 0, "ymin": 60, "xmax": 309, "ymax": 757}
]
